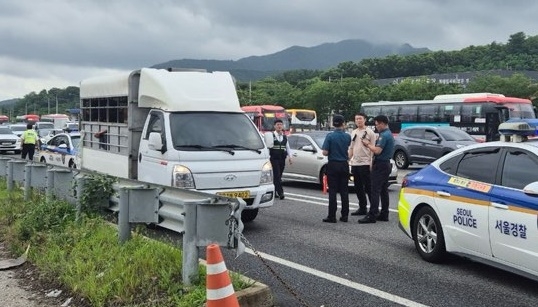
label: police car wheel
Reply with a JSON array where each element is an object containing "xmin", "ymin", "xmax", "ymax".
[
  {"xmin": 412, "ymin": 206, "xmax": 446, "ymax": 263},
  {"xmin": 241, "ymin": 208, "xmax": 258, "ymax": 223}
]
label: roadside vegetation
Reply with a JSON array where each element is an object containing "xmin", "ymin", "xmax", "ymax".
[{"xmin": 0, "ymin": 180, "xmax": 252, "ymax": 306}]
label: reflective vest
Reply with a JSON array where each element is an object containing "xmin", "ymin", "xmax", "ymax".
[
  {"xmin": 21, "ymin": 129, "xmax": 38, "ymax": 145},
  {"xmin": 270, "ymin": 133, "xmax": 288, "ymax": 160}
]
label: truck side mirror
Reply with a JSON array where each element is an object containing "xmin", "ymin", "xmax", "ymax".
[
  {"xmin": 264, "ymin": 132, "xmax": 274, "ymax": 148},
  {"xmin": 148, "ymin": 132, "xmax": 163, "ymax": 151}
]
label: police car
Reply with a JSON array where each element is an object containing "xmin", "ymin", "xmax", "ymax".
[
  {"xmin": 398, "ymin": 119, "xmax": 538, "ymax": 281},
  {"xmin": 36, "ymin": 132, "xmax": 81, "ymax": 169}
]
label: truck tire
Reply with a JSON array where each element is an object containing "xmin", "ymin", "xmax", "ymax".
[{"xmin": 241, "ymin": 208, "xmax": 259, "ymax": 223}]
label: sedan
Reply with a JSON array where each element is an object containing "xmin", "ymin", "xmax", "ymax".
[
  {"xmin": 398, "ymin": 119, "xmax": 538, "ymax": 281},
  {"xmin": 393, "ymin": 126, "xmax": 478, "ymax": 169},
  {"xmin": 282, "ymin": 131, "xmax": 397, "ymax": 185},
  {"xmin": 36, "ymin": 132, "xmax": 81, "ymax": 168},
  {"xmin": 0, "ymin": 126, "xmax": 21, "ymax": 154}
]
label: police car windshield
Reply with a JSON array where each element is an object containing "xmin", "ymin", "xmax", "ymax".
[{"xmin": 70, "ymin": 136, "xmax": 81, "ymax": 149}]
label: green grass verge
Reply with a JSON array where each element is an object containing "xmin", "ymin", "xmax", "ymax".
[{"xmin": 0, "ymin": 180, "xmax": 254, "ymax": 306}]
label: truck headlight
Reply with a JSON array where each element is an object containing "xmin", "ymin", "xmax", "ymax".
[
  {"xmin": 260, "ymin": 161, "xmax": 273, "ymax": 185},
  {"xmin": 173, "ymin": 165, "xmax": 195, "ymax": 188}
]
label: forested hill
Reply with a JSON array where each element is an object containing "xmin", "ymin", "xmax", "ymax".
[{"xmin": 152, "ymin": 39, "xmax": 429, "ymax": 81}]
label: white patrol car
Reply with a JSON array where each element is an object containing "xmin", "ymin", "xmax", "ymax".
[
  {"xmin": 398, "ymin": 119, "xmax": 538, "ymax": 282},
  {"xmin": 36, "ymin": 132, "xmax": 81, "ymax": 168}
]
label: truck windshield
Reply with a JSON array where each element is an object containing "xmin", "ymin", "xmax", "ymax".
[{"xmin": 169, "ymin": 112, "xmax": 265, "ymax": 151}]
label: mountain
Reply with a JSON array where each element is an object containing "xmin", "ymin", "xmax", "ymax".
[{"xmin": 152, "ymin": 39, "xmax": 430, "ymax": 81}]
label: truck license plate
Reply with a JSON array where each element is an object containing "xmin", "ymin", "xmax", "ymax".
[{"xmin": 216, "ymin": 191, "xmax": 250, "ymax": 198}]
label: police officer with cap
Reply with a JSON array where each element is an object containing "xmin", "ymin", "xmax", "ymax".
[
  {"xmin": 321, "ymin": 114, "xmax": 351, "ymax": 223},
  {"xmin": 20, "ymin": 123, "xmax": 39, "ymax": 160}
]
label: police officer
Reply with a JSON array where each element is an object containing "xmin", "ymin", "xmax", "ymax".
[
  {"xmin": 322, "ymin": 114, "xmax": 352, "ymax": 223},
  {"xmin": 20, "ymin": 124, "xmax": 39, "ymax": 161},
  {"xmin": 269, "ymin": 119, "xmax": 292, "ymax": 199},
  {"xmin": 359, "ymin": 115, "xmax": 395, "ymax": 223}
]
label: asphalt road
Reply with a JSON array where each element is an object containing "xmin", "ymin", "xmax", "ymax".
[{"xmin": 218, "ymin": 167, "xmax": 538, "ymax": 307}]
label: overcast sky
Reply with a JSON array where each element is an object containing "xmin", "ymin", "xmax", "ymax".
[{"xmin": 1, "ymin": 0, "xmax": 537, "ymax": 102}]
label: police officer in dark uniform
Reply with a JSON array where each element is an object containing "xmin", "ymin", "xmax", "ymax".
[
  {"xmin": 321, "ymin": 114, "xmax": 352, "ymax": 223},
  {"xmin": 269, "ymin": 119, "xmax": 292, "ymax": 199}
]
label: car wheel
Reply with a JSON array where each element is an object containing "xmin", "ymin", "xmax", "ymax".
[
  {"xmin": 69, "ymin": 160, "xmax": 77, "ymax": 169},
  {"xmin": 241, "ymin": 208, "xmax": 258, "ymax": 223},
  {"xmin": 412, "ymin": 206, "xmax": 446, "ymax": 263},
  {"xmin": 40, "ymin": 157, "xmax": 46, "ymax": 163},
  {"xmin": 394, "ymin": 150, "xmax": 409, "ymax": 169}
]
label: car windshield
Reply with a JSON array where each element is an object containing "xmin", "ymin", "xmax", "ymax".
[
  {"xmin": 10, "ymin": 126, "xmax": 25, "ymax": 132},
  {"xmin": 439, "ymin": 129, "xmax": 476, "ymax": 141},
  {"xmin": 38, "ymin": 129, "xmax": 52, "ymax": 137},
  {"xmin": 0, "ymin": 127, "xmax": 12, "ymax": 134},
  {"xmin": 71, "ymin": 136, "xmax": 81, "ymax": 149},
  {"xmin": 312, "ymin": 134, "xmax": 329, "ymax": 148},
  {"xmin": 169, "ymin": 112, "xmax": 265, "ymax": 150}
]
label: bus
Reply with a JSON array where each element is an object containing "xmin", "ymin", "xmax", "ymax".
[
  {"xmin": 15, "ymin": 114, "xmax": 40, "ymax": 124},
  {"xmin": 40, "ymin": 113, "xmax": 70, "ymax": 129},
  {"xmin": 241, "ymin": 105, "xmax": 291, "ymax": 134},
  {"xmin": 360, "ymin": 93, "xmax": 536, "ymax": 142},
  {"xmin": 287, "ymin": 109, "xmax": 317, "ymax": 131},
  {"xmin": 0, "ymin": 115, "xmax": 8, "ymax": 124}
]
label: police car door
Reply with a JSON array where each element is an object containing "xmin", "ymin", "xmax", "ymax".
[
  {"xmin": 488, "ymin": 148, "xmax": 538, "ymax": 274},
  {"xmin": 436, "ymin": 147, "xmax": 501, "ymax": 256}
]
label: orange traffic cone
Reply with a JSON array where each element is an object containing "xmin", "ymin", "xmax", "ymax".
[
  {"xmin": 206, "ymin": 244, "xmax": 239, "ymax": 307},
  {"xmin": 322, "ymin": 174, "xmax": 328, "ymax": 194}
]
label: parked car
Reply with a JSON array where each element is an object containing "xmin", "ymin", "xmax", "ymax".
[
  {"xmin": 0, "ymin": 126, "xmax": 22, "ymax": 154},
  {"xmin": 36, "ymin": 132, "xmax": 80, "ymax": 168},
  {"xmin": 393, "ymin": 126, "xmax": 478, "ymax": 169},
  {"xmin": 8, "ymin": 124, "xmax": 27, "ymax": 137},
  {"xmin": 63, "ymin": 122, "xmax": 79, "ymax": 132},
  {"xmin": 282, "ymin": 131, "xmax": 398, "ymax": 185},
  {"xmin": 41, "ymin": 128, "xmax": 65, "ymax": 144},
  {"xmin": 398, "ymin": 119, "xmax": 538, "ymax": 281}
]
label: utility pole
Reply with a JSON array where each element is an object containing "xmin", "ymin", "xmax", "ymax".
[
  {"xmin": 56, "ymin": 95, "xmax": 59, "ymax": 114},
  {"xmin": 48, "ymin": 96, "xmax": 50, "ymax": 114}
]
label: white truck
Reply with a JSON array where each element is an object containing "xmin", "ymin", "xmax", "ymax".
[{"xmin": 79, "ymin": 68, "xmax": 275, "ymax": 222}]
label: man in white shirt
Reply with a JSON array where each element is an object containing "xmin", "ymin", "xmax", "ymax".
[
  {"xmin": 269, "ymin": 119, "xmax": 292, "ymax": 199},
  {"xmin": 348, "ymin": 113, "xmax": 375, "ymax": 216}
]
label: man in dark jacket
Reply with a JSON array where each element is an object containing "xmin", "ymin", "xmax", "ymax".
[{"xmin": 269, "ymin": 119, "xmax": 292, "ymax": 199}]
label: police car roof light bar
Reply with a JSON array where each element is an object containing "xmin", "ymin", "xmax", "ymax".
[{"xmin": 498, "ymin": 119, "xmax": 538, "ymax": 143}]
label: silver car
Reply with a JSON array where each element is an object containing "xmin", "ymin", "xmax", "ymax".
[
  {"xmin": 282, "ymin": 131, "xmax": 398, "ymax": 185},
  {"xmin": 393, "ymin": 126, "xmax": 478, "ymax": 169},
  {"xmin": 0, "ymin": 126, "xmax": 22, "ymax": 154}
]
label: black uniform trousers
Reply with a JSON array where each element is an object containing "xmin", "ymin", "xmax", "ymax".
[
  {"xmin": 327, "ymin": 160, "xmax": 349, "ymax": 219},
  {"xmin": 351, "ymin": 165, "xmax": 371, "ymax": 211},
  {"xmin": 367, "ymin": 160, "xmax": 391, "ymax": 219},
  {"xmin": 21, "ymin": 144, "xmax": 36, "ymax": 161},
  {"xmin": 271, "ymin": 158, "xmax": 286, "ymax": 197}
]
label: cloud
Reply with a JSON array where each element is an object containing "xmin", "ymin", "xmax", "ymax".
[{"xmin": 0, "ymin": 0, "xmax": 537, "ymax": 101}]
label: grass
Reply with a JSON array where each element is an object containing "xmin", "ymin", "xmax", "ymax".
[{"xmin": 0, "ymin": 180, "xmax": 254, "ymax": 306}]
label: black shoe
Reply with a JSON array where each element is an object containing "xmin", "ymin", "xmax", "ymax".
[
  {"xmin": 376, "ymin": 215, "xmax": 389, "ymax": 222},
  {"xmin": 339, "ymin": 216, "xmax": 348, "ymax": 222},
  {"xmin": 279, "ymin": 194, "xmax": 285, "ymax": 200},
  {"xmin": 358, "ymin": 216, "xmax": 376, "ymax": 224},
  {"xmin": 350, "ymin": 209, "xmax": 367, "ymax": 216},
  {"xmin": 322, "ymin": 217, "xmax": 337, "ymax": 223}
]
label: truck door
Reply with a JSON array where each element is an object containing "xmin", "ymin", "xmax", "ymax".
[{"xmin": 138, "ymin": 111, "xmax": 169, "ymax": 185}]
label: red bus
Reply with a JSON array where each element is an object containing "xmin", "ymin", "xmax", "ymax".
[
  {"xmin": 0, "ymin": 115, "xmax": 8, "ymax": 124},
  {"xmin": 15, "ymin": 114, "xmax": 40, "ymax": 124},
  {"xmin": 241, "ymin": 105, "xmax": 291, "ymax": 134}
]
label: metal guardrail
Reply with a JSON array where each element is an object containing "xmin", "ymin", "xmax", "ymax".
[{"xmin": 0, "ymin": 156, "xmax": 244, "ymax": 285}]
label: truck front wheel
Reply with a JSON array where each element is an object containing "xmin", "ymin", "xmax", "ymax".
[{"xmin": 241, "ymin": 208, "xmax": 259, "ymax": 223}]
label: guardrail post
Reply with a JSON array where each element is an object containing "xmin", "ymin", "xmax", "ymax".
[
  {"xmin": 46, "ymin": 170, "xmax": 54, "ymax": 202},
  {"xmin": 7, "ymin": 160, "xmax": 14, "ymax": 191},
  {"xmin": 74, "ymin": 174, "xmax": 85, "ymax": 222},
  {"xmin": 118, "ymin": 187, "xmax": 130, "ymax": 243},
  {"xmin": 182, "ymin": 201, "xmax": 198, "ymax": 286},
  {"xmin": 24, "ymin": 164, "xmax": 32, "ymax": 200}
]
